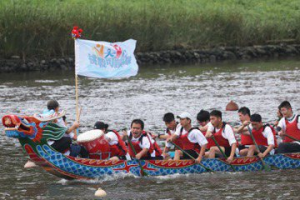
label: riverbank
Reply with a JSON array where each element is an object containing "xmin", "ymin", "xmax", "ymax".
[
  {"xmin": 1, "ymin": 0, "xmax": 300, "ymax": 59},
  {"xmin": 0, "ymin": 44, "xmax": 299, "ymax": 73}
]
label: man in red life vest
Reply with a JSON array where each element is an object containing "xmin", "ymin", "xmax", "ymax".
[
  {"xmin": 159, "ymin": 113, "xmax": 182, "ymax": 159},
  {"xmin": 234, "ymin": 107, "xmax": 253, "ymax": 156},
  {"xmin": 167, "ymin": 112, "xmax": 208, "ymax": 164},
  {"xmin": 123, "ymin": 119, "xmax": 163, "ymax": 160},
  {"xmin": 276, "ymin": 101, "xmax": 300, "ymax": 153},
  {"xmin": 205, "ymin": 110, "xmax": 237, "ymax": 163},
  {"xmin": 94, "ymin": 121, "xmax": 129, "ymax": 161},
  {"xmin": 247, "ymin": 114, "xmax": 277, "ymax": 158}
]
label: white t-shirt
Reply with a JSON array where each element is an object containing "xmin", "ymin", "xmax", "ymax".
[
  {"xmin": 174, "ymin": 127, "xmax": 208, "ymax": 147},
  {"xmin": 128, "ymin": 131, "xmax": 156, "ymax": 157},
  {"xmin": 104, "ymin": 131, "xmax": 119, "ymax": 145},
  {"xmin": 261, "ymin": 126, "xmax": 275, "ymax": 146},
  {"xmin": 207, "ymin": 123, "xmax": 237, "ymax": 146},
  {"xmin": 278, "ymin": 114, "xmax": 300, "ymax": 131}
]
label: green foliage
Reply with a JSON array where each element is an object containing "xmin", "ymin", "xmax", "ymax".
[{"xmin": 0, "ymin": 0, "xmax": 299, "ymax": 58}]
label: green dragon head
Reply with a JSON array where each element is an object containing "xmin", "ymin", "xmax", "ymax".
[{"xmin": 2, "ymin": 113, "xmax": 68, "ymax": 144}]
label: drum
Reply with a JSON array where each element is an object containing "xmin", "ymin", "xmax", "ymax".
[{"xmin": 77, "ymin": 130, "xmax": 111, "ymax": 159}]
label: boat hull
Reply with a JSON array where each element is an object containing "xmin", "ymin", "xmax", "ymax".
[{"xmin": 25, "ymin": 143, "xmax": 300, "ymax": 180}]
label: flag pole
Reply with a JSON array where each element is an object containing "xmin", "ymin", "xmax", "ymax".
[
  {"xmin": 72, "ymin": 26, "xmax": 82, "ymax": 123},
  {"xmin": 74, "ymin": 36, "xmax": 80, "ymax": 140},
  {"xmin": 74, "ymin": 37, "xmax": 79, "ymax": 122},
  {"xmin": 75, "ymin": 73, "xmax": 79, "ymax": 122}
]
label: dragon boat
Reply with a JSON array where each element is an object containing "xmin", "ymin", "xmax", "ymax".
[{"xmin": 2, "ymin": 114, "xmax": 300, "ymax": 180}]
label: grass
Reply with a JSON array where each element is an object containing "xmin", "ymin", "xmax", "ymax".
[{"xmin": 0, "ymin": 0, "xmax": 300, "ymax": 59}]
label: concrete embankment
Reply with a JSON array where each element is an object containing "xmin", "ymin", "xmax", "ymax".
[{"xmin": 1, "ymin": 44, "xmax": 300, "ymax": 73}]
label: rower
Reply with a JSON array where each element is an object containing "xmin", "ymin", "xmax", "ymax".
[
  {"xmin": 167, "ymin": 112, "xmax": 208, "ymax": 163},
  {"xmin": 276, "ymin": 101, "xmax": 300, "ymax": 153},
  {"xmin": 94, "ymin": 121, "xmax": 129, "ymax": 161},
  {"xmin": 123, "ymin": 119, "xmax": 163, "ymax": 160},
  {"xmin": 160, "ymin": 112, "xmax": 182, "ymax": 159},
  {"xmin": 205, "ymin": 110, "xmax": 237, "ymax": 163},
  {"xmin": 197, "ymin": 109, "xmax": 211, "ymax": 133},
  {"xmin": 274, "ymin": 107, "xmax": 283, "ymax": 127},
  {"xmin": 196, "ymin": 110, "xmax": 215, "ymax": 152},
  {"xmin": 247, "ymin": 114, "xmax": 277, "ymax": 157},
  {"xmin": 234, "ymin": 107, "xmax": 253, "ymax": 156}
]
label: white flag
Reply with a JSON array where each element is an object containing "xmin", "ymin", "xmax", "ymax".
[{"xmin": 75, "ymin": 39, "xmax": 138, "ymax": 78}]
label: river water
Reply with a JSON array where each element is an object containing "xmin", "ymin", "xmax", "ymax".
[{"xmin": 0, "ymin": 59, "xmax": 299, "ymax": 199}]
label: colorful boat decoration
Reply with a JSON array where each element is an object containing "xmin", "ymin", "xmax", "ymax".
[{"xmin": 2, "ymin": 114, "xmax": 300, "ymax": 180}]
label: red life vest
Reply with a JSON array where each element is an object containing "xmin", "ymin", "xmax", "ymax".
[
  {"xmin": 202, "ymin": 130, "xmax": 214, "ymax": 150},
  {"xmin": 178, "ymin": 127, "xmax": 201, "ymax": 151},
  {"xmin": 284, "ymin": 115, "xmax": 300, "ymax": 143},
  {"xmin": 166, "ymin": 123, "xmax": 183, "ymax": 148},
  {"xmin": 210, "ymin": 122, "xmax": 238, "ymax": 148},
  {"xmin": 128, "ymin": 131, "xmax": 162, "ymax": 158},
  {"xmin": 108, "ymin": 130, "xmax": 128, "ymax": 157},
  {"xmin": 251, "ymin": 125, "xmax": 278, "ymax": 147},
  {"xmin": 241, "ymin": 134, "xmax": 254, "ymax": 145}
]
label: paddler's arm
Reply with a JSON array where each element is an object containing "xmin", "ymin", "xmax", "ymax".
[
  {"xmin": 158, "ymin": 134, "xmax": 169, "ymax": 140},
  {"xmin": 72, "ymin": 129, "xmax": 77, "ymax": 140},
  {"xmin": 166, "ymin": 132, "xmax": 179, "ymax": 143},
  {"xmin": 227, "ymin": 143, "xmax": 237, "ymax": 163},
  {"xmin": 194, "ymin": 131, "xmax": 208, "ymax": 164},
  {"xmin": 205, "ymin": 130, "xmax": 212, "ymax": 138},
  {"xmin": 276, "ymin": 118, "xmax": 286, "ymax": 138},
  {"xmin": 258, "ymin": 126, "xmax": 275, "ymax": 158},
  {"xmin": 258, "ymin": 144, "xmax": 274, "ymax": 158},
  {"xmin": 199, "ymin": 124, "xmax": 209, "ymax": 133},
  {"xmin": 65, "ymin": 122, "xmax": 79, "ymax": 134},
  {"xmin": 235, "ymin": 121, "xmax": 250, "ymax": 135},
  {"xmin": 226, "ymin": 125, "xmax": 237, "ymax": 163},
  {"xmin": 195, "ymin": 144, "xmax": 206, "ymax": 164},
  {"xmin": 135, "ymin": 148, "xmax": 149, "ymax": 160}
]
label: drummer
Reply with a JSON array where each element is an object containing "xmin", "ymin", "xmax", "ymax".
[
  {"xmin": 45, "ymin": 100, "xmax": 79, "ymax": 154},
  {"xmin": 94, "ymin": 121, "xmax": 130, "ymax": 161}
]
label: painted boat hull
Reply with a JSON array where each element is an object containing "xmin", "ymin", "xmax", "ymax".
[
  {"xmin": 2, "ymin": 114, "xmax": 299, "ymax": 180},
  {"xmin": 25, "ymin": 143, "xmax": 300, "ymax": 180}
]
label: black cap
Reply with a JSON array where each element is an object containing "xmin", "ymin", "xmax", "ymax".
[{"xmin": 94, "ymin": 121, "xmax": 109, "ymax": 130}]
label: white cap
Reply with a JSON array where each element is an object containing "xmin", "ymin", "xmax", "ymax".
[{"xmin": 177, "ymin": 112, "xmax": 192, "ymax": 120}]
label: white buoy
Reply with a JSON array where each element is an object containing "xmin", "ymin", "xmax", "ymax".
[
  {"xmin": 24, "ymin": 160, "xmax": 37, "ymax": 168},
  {"xmin": 95, "ymin": 188, "xmax": 107, "ymax": 198}
]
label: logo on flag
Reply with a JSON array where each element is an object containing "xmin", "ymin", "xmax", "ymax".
[{"xmin": 75, "ymin": 39, "xmax": 138, "ymax": 78}]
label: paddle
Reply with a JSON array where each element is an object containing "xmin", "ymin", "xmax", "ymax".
[
  {"xmin": 273, "ymin": 124, "xmax": 300, "ymax": 142},
  {"xmin": 210, "ymin": 135, "xmax": 236, "ymax": 172},
  {"xmin": 168, "ymin": 141, "xmax": 214, "ymax": 172},
  {"xmin": 247, "ymin": 126, "xmax": 271, "ymax": 172},
  {"xmin": 127, "ymin": 137, "xmax": 148, "ymax": 176},
  {"xmin": 284, "ymin": 134, "xmax": 300, "ymax": 142}
]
